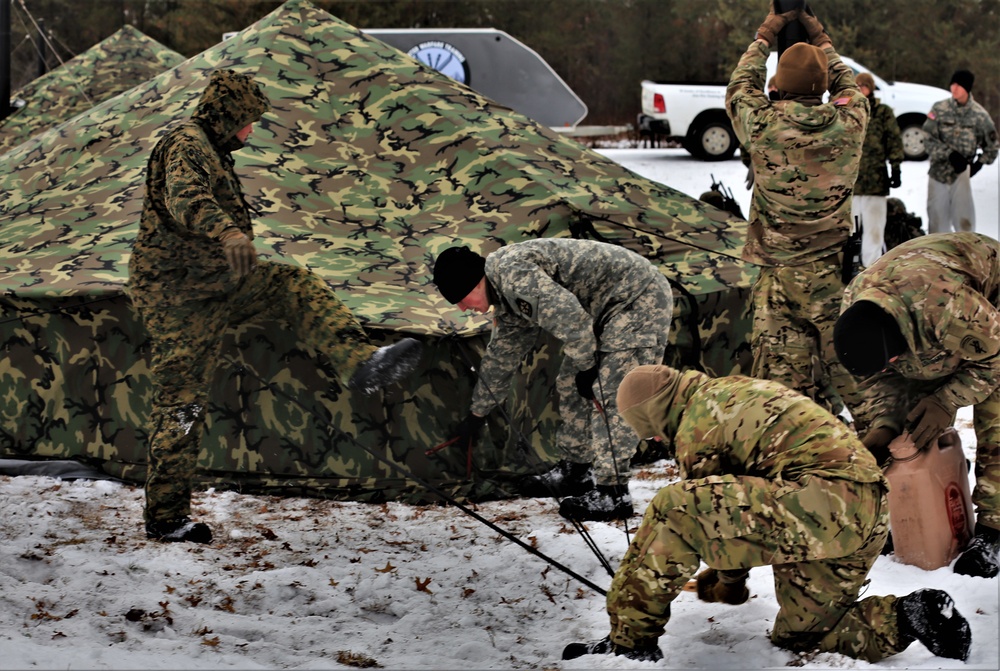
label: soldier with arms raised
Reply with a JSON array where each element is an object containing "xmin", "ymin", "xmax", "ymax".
[{"xmin": 726, "ymin": 1, "xmax": 867, "ymax": 419}]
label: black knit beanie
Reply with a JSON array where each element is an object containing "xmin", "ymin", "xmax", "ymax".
[
  {"xmin": 834, "ymin": 300, "xmax": 908, "ymax": 377},
  {"xmin": 433, "ymin": 246, "xmax": 486, "ymax": 304},
  {"xmin": 950, "ymin": 69, "xmax": 974, "ymax": 93}
]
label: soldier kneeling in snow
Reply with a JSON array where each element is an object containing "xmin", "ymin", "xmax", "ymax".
[{"xmin": 564, "ymin": 365, "xmax": 971, "ymax": 663}]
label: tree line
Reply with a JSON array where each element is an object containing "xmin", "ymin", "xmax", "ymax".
[{"xmin": 6, "ymin": 0, "xmax": 999, "ymax": 128}]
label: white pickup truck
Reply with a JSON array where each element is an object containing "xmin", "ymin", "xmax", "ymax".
[{"xmin": 640, "ymin": 54, "xmax": 950, "ymax": 161}]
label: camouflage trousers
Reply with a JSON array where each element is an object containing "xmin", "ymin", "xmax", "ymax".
[
  {"xmin": 555, "ymin": 283, "xmax": 672, "ymax": 486},
  {"xmin": 750, "ymin": 260, "xmax": 864, "ymax": 421},
  {"xmin": 135, "ymin": 261, "xmax": 375, "ymax": 525},
  {"xmin": 606, "ymin": 474, "xmax": 905, "ymax": 662}
]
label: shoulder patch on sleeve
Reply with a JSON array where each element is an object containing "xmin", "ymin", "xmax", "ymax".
[
  {"xmin": 515, "ymin": 297, "xmax": 535, "ymax": 319},
  {"xmin": 833, "ymin": 97, "xmax": 851, "ymax": 106}
]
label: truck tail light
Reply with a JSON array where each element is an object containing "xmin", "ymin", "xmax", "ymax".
[{"xmin": 653, "ymin": 93, "xmax": 666, "ymax": 114}]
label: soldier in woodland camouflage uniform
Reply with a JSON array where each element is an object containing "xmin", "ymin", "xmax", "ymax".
[
  {"xmin": 851, "ymin": 72, "xmax": 905, "ymax": 268},
  {"xmin": 563, "ymin": 364, "xmax": 972, "ymax": 664},
  {"xmin": 922, "ymin": 69, "xmax": 999, "ymax": 234},
  {"xmin": 725, "ymin": 4, "xmax": 867, "ymax": 420},
  {"xmin": 835, "ymin": 232, "xmax": 1000, "ymax": 578},
  {"xmin": 127, "ymin": 69, "xmax": 421, "ymax": 543},
  {"xmin": 432, "ymin": 239, "xmax": 673, "ymax": 522}
]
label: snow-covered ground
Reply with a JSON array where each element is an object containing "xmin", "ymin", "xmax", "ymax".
[{"xmin": 1, "ymin": 150, "xmax": 998, "ymax": 670}]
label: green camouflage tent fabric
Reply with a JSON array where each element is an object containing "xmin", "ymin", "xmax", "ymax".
[
  {"xmin": 0, "ymin": 25, "xmax": 185, "ymax": 154},
  {"xmin": 0, "ymin": 0, "xmax": 757, "ymax": 502}
]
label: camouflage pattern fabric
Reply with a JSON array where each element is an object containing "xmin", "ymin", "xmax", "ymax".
[
  {"xmin": 751, "ymin": 260, "xmax": 864, "ymax": 418},
  {"xmin": 726, "ymin": 40, "xmax": 868, "ymax": 267},
  {"xmin": 853, "ymin": 98, "xmax": 904, "ymax": 196},
  {"xmin": 0, "ymin": 0, "xmax": 755, "ymax": 502},
  {"xmin": 726, "ymin": 40, "xmax": 866, "ymax": 415},
  {"xmin": 607, "ymin": 368, "xmax": 900, "ymax": 661},
  {"xmin": 128, "ymin": 69, "xmax": 271, "ymax": 307},
  {"xmin": 0, "ymin": 26, "xmax": 184, "ymax": 154},
  {"xmin": 923, "ymin": 94, "xmax": 999, "ymax": 186},
  {"xmin": 468, "ymin": 239, "xmax": 673, "ymax": 486},
  {"xmin": 843, "ymin": 232, "xmax": 1000, "ymax": 528},
  {"xmin": 139, "ymin": 261, "xmax": 379, "ymax": 525}
]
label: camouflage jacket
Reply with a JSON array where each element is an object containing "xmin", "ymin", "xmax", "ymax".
[
  {"xmin": 633, "ymin": 369, "xmax": 885, "ymax": 486},
  {"xmin": 471, "ymin": 238, "xmax": 672, "ymax": 416},
  {"xmin": 127, "ymin": 70, "xmax": 270, "ymax": 308},
  {"xmin": 843, "ymin": 232, "xmax": 1000, "ymax": 428},
  {"xmin": 726, "ymin": 41, "xmax": 868, "ymax": 267},
  {"xmin": 923, "ymin": 94, "xmax": 999, "ymax": 185},
  {"xmin": 854, "ymin": 97, "xmax": 904, "ymax": 196}
]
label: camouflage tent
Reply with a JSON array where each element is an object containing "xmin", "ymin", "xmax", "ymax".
[
  {"xmin": 0, "ymin": 0, "xmax": 756, "ymax": 502},
  {"xmin": 0, "ymin": 25, "xmax": 185, "ymax": 154}
]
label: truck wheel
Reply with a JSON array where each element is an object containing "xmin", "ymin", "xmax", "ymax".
[
  {"xmin": 898, "ymin": 116, "xmax": 928, "ymax": 161},
  {"xmin": 689, "ymin": 120, "xmax": 736, "ymax": 161}
]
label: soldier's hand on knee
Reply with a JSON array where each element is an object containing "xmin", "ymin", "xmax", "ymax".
[{"xmin": 219, "ymin": 228, "xmax": 257, "ymax": 278}]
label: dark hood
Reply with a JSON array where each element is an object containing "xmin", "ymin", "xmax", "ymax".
[{"xmin": 191, "ymin": 69, "xmax": 270, "ymax": 151}]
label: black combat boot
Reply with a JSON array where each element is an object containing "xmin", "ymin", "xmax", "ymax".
[
  {"xmin": 558, "ymin": 483, "xmax": 632, "ymax": 522},
  {"xmin": 562, "ymin": 636, "xmax": 662, "ymax": 662},
  {"xmin": 954, "ymin": 523, "xmax": 1000, "ymax": 578},
  {"xmin": 146, "ymin": 518, "xmax": 213, "ymax": 544},
  {"xmin": 518, "ymin": 459, "xmax": 594, "ymax": 498},
  {"xmin": 896, "ymin": 589, "xmax": 971, "ymax": 661},
  {"xmin": 347, "ymin": 338, "xmax": 422, "ymax": 395}
]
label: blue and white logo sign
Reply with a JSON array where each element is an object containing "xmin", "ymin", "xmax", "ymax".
[{"xmin": 407, "ymin": 41, "xmax": 470, "ymax": 85}]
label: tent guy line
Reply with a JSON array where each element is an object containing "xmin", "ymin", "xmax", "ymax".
[
  {"xmin": 223, "ymin": 353, "xmax": 612, "ymax": 597},
  {"xmin": 443, "ymin": 326, "xmax": 623, "ymax": 576}
]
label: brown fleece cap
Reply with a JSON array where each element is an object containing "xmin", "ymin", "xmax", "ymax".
[{"xmin": 774, "ymin": 43, "xmax": 829, "ymax": 95}]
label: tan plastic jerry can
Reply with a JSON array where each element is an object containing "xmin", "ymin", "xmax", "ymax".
[{"xmin": 884, "ymin": 428, "xmax": 975, "ymax": 570}]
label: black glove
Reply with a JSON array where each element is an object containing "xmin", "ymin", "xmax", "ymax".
[
  {"xmin": 948, "ymin": 150, "xmax": 969, "ymax": 174},
  {"xmin": 755, "ymin": 0, "xmax": 802, "ymax": 46},
  {"xmin": 695, "ymin": 568, "xmax": 750, "ymax": 605},
  {"xmin": 889, "ymin": 167, "xmax": 901, "ymax": 189},
  {"xmin": 575, "ymin": 365, "xmax": 599, "ymax": 401},
  {"xmin": 969, "ymin": 158, "xmax": 984, "ymax": 177},
  {"xmin": 906, "ymin": 395, "xmax": 957, "ymax": 452},
  {"xmin": 453, "ymin": 413, "xmax": 486, "ymax": 448}
]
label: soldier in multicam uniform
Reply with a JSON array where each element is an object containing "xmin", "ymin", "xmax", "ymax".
[
  {"xmin": 834, "ymin": 232, "xmax": 1000, "ymax": 578},
  {"xmin": 852, "ymin": 72, "xmax": 905, "ymax": 268},
  {"xmin": 563, "ymin": 364, "xmax": 972, "ymax": 664},
  {"xmin": 127, "ymin": 69, "xmax": 421, "ymax": 543},
  {"xmin": 922, "ymin": 69, "xmax": 999, "ymax": 234},
  {"xmin": 431, "ymin": 239, "xmax": 673, "ymax": 521},
  {"xmin": 725, "ymin": 3, "xmax": 867, "ymax": 420}
]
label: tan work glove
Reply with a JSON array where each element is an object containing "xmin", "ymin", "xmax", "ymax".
[
  {"xmin": 906, "ymin": 395, "xmax": 957, "ymax": 452},
  {"xmin": 695, "ymin": 567, "xmax": 750, "ymax": 605},
  {"xmin": 218, "ymin": 227, "xmax": 257, "ymax": 278},
  {"xmin": 755, "ymin": 0, "xmax": 803, "ymax": 46},
  {"xmin": 798, "ymin": 5, "xmax": 833, "ymax": 48}
]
